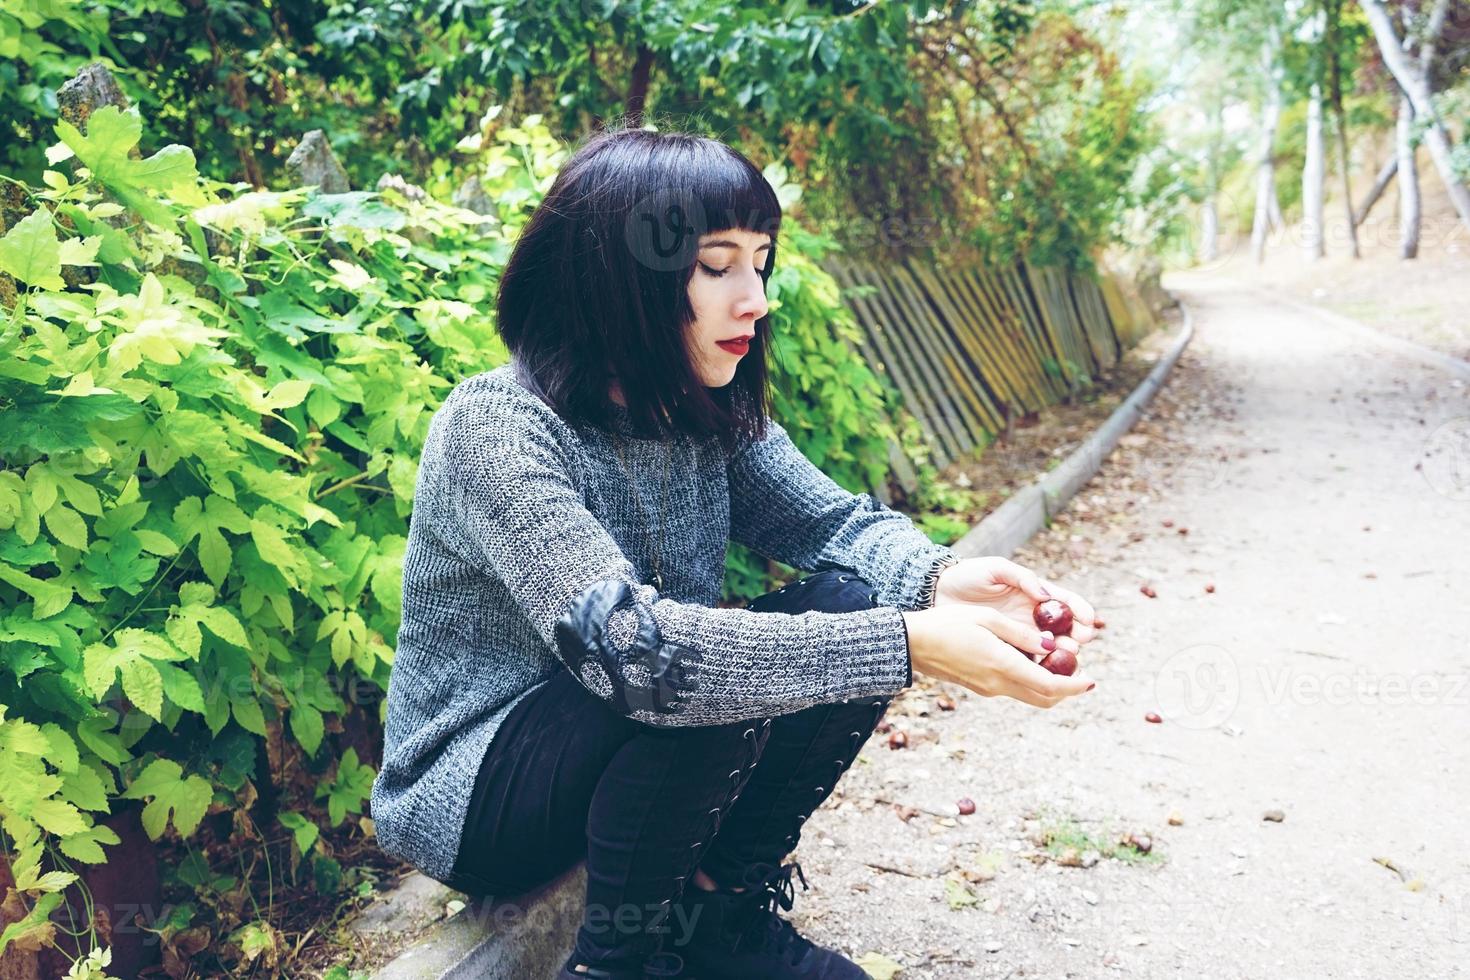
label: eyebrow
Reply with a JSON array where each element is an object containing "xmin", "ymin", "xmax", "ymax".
[{"xmin": 699, "ymin": 239, "xmax": 773, "ymax": 252}]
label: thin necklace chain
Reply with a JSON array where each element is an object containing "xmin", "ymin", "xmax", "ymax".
[{"xmin": 610, "ymin": 434, "xmax": 672, "ymax": 592}]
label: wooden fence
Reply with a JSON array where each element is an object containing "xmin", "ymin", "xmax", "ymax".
[{"xmin": 824, "ymin": 257, "xmax": 1158, "ymax": 480}]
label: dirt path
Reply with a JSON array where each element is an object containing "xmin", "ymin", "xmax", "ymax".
[{"xmin": 791, "ymin": 276, "xmax": 1470, "ymax": 979}]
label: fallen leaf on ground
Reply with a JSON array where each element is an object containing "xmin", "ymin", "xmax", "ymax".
[
  {"xmin": 854, "ymin": 951, "xmax": 904, "ymax": 979},
  {"xmin": 944, "ymin": 876, "xmax": 979, "ymax": 910}
]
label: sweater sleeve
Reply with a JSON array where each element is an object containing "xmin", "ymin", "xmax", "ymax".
[
  {"xmin": 422, "ymin": 385, "xmax": 912, "ymax": 728},
  {"xmin": 728, "ymin": 418, "xmax": 961, "ymax": 611}
]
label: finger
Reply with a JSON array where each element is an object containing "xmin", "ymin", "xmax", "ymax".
[
  {"xmin": 1006, "ymin": 649, "xmax": 1096, "ymax": 699},
  {"xmin": 992, "ymin": 678, "xmax": 1063, "ymax": 709},
  {"xmin": 992, "ymin": 558, "xmax": 1052, "ymax": 604},
  {"xmin": 1040, "ymin": 580, "xmax": 1099, "ymax": 644},
  {"xmin": 973, "ymin": 606, "xmax": 1057, "ymax": 661}
]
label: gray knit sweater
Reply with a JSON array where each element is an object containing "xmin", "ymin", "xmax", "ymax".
[{"xmin": 369, "ymin": 363, "xmax": 960, "ymax": 883}]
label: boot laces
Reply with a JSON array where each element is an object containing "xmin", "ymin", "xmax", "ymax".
[
  {"xmin": 643, "ymin": 951, "xmax": 685, "ymax": 977},
  {"xmin": 734, "ymin": 861, "xmax": 812, "ymax": 966}
]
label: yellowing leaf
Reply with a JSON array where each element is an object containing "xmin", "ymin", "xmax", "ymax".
[
  {"xmin": 327, "ymin": 259, "xmax": 374, "ymax": 291},
  {"xmin": 192, "ymin": 191, "xmax": 294, "ymax": 235},
  {"xmin": 48, "ymin": 371, "xmax": 116, "ymax": 398},
  {"xmin": 119, "ymin": 658, "xmax": 164, "ymax": 720},
  {"xmin": 0, "ymin": 211, "xmax": 64, "ymax": 290},
  {"xmin": 57, "ymin": 236, "xmax": 101, "ymax": 267},
  {"xmin": 853, "ymin": 951, "xmax": 904, "ymax": 979},
  {"xmin": 32, "ymin": 798, "xmax": 88, "ymax": 837}
]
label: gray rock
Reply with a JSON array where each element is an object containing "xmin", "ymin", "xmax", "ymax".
[
  {"xmin": 286, "ymin": 130, "xmax": 351, "ymax": 193},
  {"xmin": 349, "ymin": 871, "xmax": 459, "ymax": 938},
  {"xmin": 58, "ymin": 62, "xmax": 129, "ymax": 130}
]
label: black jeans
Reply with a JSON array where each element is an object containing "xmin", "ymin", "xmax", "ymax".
[{"xmin": 444, "ymin": 569, "xmax": 896, "ymax": 968}]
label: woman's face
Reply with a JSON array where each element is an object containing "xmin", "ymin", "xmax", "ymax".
[{"xmin": 685, "ymin": 228, "xmax": 772, "ymax": 388}]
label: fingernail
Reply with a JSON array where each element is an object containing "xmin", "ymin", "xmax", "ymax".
[
  {"xmin": 1086, "ymin": 682, "xmax": 1096, "ymax": 692},
  {"xmin": 1039, "ymin": 586, "xmax": 1052, "ymax": 599},
  {"xmin": 1040, "ymin": 632, "xmax": 1056, "ymax": 652}
]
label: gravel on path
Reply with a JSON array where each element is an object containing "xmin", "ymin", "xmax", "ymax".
[{"xmin": 791, "ymin": 275, "xmax": 1470, "ymax": 979}]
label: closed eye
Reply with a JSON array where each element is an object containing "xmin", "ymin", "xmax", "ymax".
[{"xmin": 699, "ymin": 263, "xmax": 764, "ymax": 278}]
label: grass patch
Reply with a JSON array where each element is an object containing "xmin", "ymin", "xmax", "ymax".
[{"xmin": 1036, "ymin": 814, "xmax": 1165, "ymax": 867}]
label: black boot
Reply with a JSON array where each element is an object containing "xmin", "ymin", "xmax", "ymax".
[
  {"xmin": 555, "ymin": 950, "xmax": 686, "ymax": 980},
  {"xmin": 668, "ymin": 861, "xmax": 867, "ymax": 979}
]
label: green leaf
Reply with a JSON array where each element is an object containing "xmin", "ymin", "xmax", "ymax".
[
  {"xmin": 0, "ymin": 563, "xmax": 72, "ymax": 619},
  {"xmin": 158, "ymin": 664, "xmax": 205, "ymax": 714},
  {"xmin": 56, "ymin": 822, "xmax": 121, "ymax": 863},
  {"xmin": 0, "ymin": 211, "xmax": 64, "ymax": 289},
  {"xmin": 198, "ymin": 527, "xmax": 231, "ymax": 586},
  {"xmin": 60, "ymin": 762, "xmax": 112, "ymax": 813},
  {"xmin": 250, "ymin": 519, "xmax": 298, "ymax": 584},
  {"xmin": 38, "ymin": 724, "xmax": 78, "ymax": 775},
  {"xmin": 119, "ymin": 658, "xmax": 164, "ymax": 721},
  {"xmin": 42, "ymin": 503, "xmax": 88, "ymax": 551},
  {"xmin": 231, "ymin": 697, "xmax": 267, "ymax": 737},
  {"xmin": 32, "ymin": 798, "xmax": 88, "ymax": 836},
  {"xmin": 134, "ymin": 529, "xmax": 179, "ymax": 557},
  {"xmin": 321, "ymin": 747, "xmax": 374, "ymax": 827},
  {"xmin": 75, "ymin": 717, "xmax": 130, "ymax": 767},
  {"xmin": 55, "ymin": 106, "xmax": 201, "ymax": 227},
  {"xmin": 277, "ymin": 811, "xmax": 320, "ymax": 857},
  {"xmin": 302, "ymin": 192, "xmax": 406, "ymax": 231},
  {"xmin": 120, "ymin": 758, "xmax": 213, "ymax": 839},
  {"xmin": 289, "ymin": 704, "xmax": 323, "ymax": 755}
]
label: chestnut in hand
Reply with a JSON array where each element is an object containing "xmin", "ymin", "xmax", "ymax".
[
  {"xmin": 1032, "ymin": 599, "xmax": 1075, "ymax": 637},
  {"xmin": 1039, "ymin": 647, "xmax": 1078, "ymax": 677}
]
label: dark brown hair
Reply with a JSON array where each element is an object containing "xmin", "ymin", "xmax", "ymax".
[{"xmin": 496, "ymin": 122, "xmax": 782, "ymax": 455}]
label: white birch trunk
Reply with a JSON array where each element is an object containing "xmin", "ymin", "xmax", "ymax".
[
  {"xmin": 1200, "ymin": 199, "xmax": 1219, "ymax": 263},
  {"xmin": 1251, "ymin": 73, "xmax": 1283, "ymax": 264},
  {"xmin": 1303, "ymin": 84, "xmax": 1326, "ymax": 259},
  {"xmin": 1359, "ymin": 0, "xmax": 1470, "ymax": 233},
  {"xmin": 1397, "ymin": 93, "xmax": 1421, "ymax": 259},
  {"xmin": 1354, "ymin": 157, "xmax": 1397, "ymax": 227}
]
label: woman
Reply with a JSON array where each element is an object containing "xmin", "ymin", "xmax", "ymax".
[{"xmin": 369, "ymin": 124, "xmax": 1099, "ymax": 980}]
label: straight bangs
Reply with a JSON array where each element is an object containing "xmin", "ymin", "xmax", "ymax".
[{"xmin": 496, "ymin": 123, "xmax": 783, "ymax": 457}]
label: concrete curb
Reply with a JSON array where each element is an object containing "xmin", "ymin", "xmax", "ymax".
[
  {"xmin": 369, "ymin": 865, "xmax": 586, "ymax": 980},
  {"xmin": 365, "ymin": 309, "xmax": 1196, "ymax": 980},
  {"xmin": 950, "ymin": 304, "xmax": 1195, "ymax": 560},
  {"xmin": 1256, "ymin": 288, "xmax": 1470, "ymax": 382}
]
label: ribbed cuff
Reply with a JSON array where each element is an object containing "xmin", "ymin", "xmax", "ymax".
[
  {"xmin": 914, "ymin": 551, "xmax": 961, "ymax": 610},
  {"xmin": 897, "ymin": 608, "xmax": 914, "ymax": 688}
]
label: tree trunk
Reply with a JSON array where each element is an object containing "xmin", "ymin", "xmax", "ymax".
[
  {"xmin": 1354, "ymin": 156, "xmax": 1398, "ymax": 226},
  {"xmin": 1359, "ymin": 0, "xmax": 1470, "ymax": 233},
  {"xmin": 1325, "ymin": 0, "xmax": 1360, "ymax": 257},
  {"xmin": 1200, "ymin": 198, "xmax": 1219, "ymax": 263},
  {"xmin": 624, "ymin": 45, "xmax": 655, "ymax": 127},
  {"xmin": 1251, "ymin": 78, "xmax": 1283, "ymax": 264},
  {"xmin": 1303, "ymin": 84, "xmax": 1327, "ymax": 259},
  {"xmin": 1397, "ymin": 93, "xmax": 1422, "ymax": 258}
]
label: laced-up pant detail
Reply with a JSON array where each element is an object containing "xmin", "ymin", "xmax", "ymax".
[{"xmin": 444, "ymin": 569, "xmax": 896, "ymax": 971}]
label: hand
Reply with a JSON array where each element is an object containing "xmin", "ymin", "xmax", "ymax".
[
  {"xmin": 902, "ymin": 604, "xmax": 1095, "ymax": 708},
  {"xmin": 932, "ymin": 557, "xmax": 1100, "ymax": 659}
]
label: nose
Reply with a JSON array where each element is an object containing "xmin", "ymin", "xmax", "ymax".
[{"xmin": 734, "ymin": 271, "xmax": 768, "ymax": 321}]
